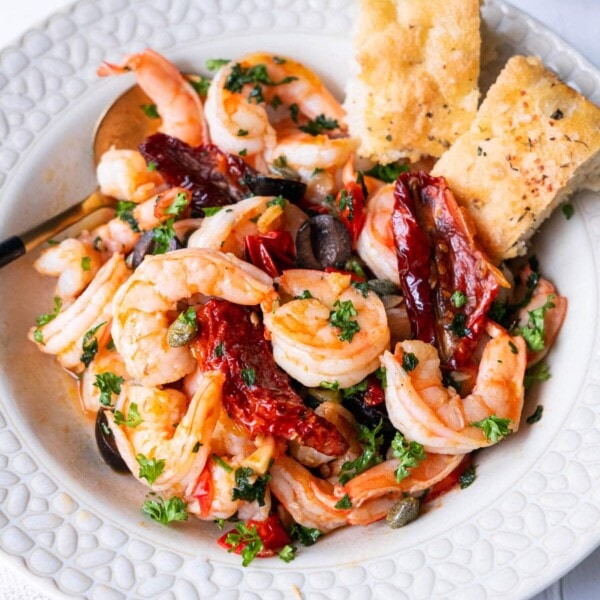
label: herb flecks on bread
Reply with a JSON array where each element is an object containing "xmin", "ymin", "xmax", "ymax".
[
  {"xmin": 433, "ymin": 55, "xmax": 600, "ymax": 262},
  {"xmin": 345, "ymin": 0, "xmax": 480, "ymax": 164}
]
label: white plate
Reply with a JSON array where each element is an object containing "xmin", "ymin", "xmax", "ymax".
[{"xmin": 0, "ymin": 1, "xmax": 599, "ymax": 598}]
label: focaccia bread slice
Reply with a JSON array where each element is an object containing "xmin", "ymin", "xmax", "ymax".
[
  {"xmin": 344, "ymin": 0, "xmax": 480, "ymax": 163},
  {"xmin": 432, "ymin": 55, "xmax": 600, "ymax": 262}
]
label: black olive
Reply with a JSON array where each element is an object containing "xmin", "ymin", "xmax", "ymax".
[
  {"xmin": 296, "ymin": 215, "xmax": 352, "ymax": 270},
  {"xmin": 128, "ymin": 231, "xmax": 183, "ymax": 269},
  {"xmin": 95, "ymin": 409, "xmax": 130, "ymax": 473},
  {"xmin": 244, "ymin": 174, "xmax": 307, "ymax": 204},
  {"xmin": 368, "ymin": 279, "xmax": 402, "ymax": 297},
  {"xmin": 342, "ymin": 394, "xmax": 396, "ymax": 451}
]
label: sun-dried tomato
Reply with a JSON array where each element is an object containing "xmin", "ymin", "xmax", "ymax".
[
  {"xmin": 191, "ymin": 465, "xmax": 213, "ymax": 517},
  {"xmin": 192, "ymin": 300, "xmax": 348, "ymax": 456},
  {"xmin": 335, "ymin": 182, "xmax": 366, "ymax": 247},
  {"xmin": 363, "ymin": 375, "xmax": 385, "ymax": 407},
  {"xmin": 217, "ymin": 514, "xmax": 291, "ymax": 558},
  {"xmin": 245, "ymin": 231, "xmax": 296, "ymax": 278},
  {"xmin": 139, "ymin": 132, "xmax": 257, "ymax": 213},
  {"xmin": 392, "ymin": 172, "xmax": 507, "ymax": 367}
]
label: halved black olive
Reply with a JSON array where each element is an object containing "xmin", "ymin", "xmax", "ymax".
[
  {"xmin": 95, "ymin": 409, "xmax": 130, "ymax": 473},
  {"xmin": 296, "ymin": 215, "xmax": 352, "ymax": 270},
  {"xmin": 244, "ymin": 174, "xmax": 307, "ymax": 204},
  {"xmin": 368, "ymin": 279, "xmax": 402, "ymax": 297},
  {"xmin": 128, "ymin": 230, "xmax": 183, "ymax": 269}
]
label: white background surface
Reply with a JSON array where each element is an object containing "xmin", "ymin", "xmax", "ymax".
[{"xmin": 1, "ymin": 0, "xmax": 599, "ymax": 598}]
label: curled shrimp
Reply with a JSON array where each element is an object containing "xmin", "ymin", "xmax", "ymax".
[
  {"xmin": 356, "ymin": 183, "xmax": 399, "ymax": 285},
  {"xmin": 29, "ymin": 253, "xmax": 130, "ymax": 372},
  {"xmin": 34, "ymin": 238, "xmax": 103, "ymax": 301},
  {"xmin": 187, "ymin": 415, "xmax": 276, "ymax": 521},
  {"xmin": 205, "ymin": 52, "xmax": 355, "ymax": 170},
  {"xmin": 111, "ymin": 248, "xmax": 274, "ymax": 387},
  {"xmin": 98, "ymin": 49, "xmax": 207, "ymax": 146},
  {"xmin": 187, "ymin": 195, "xmax": 306, "ymax": 258},
  {"xmin": 106, "ymin": 371, "xmax": 223, "ymax": 496},
  {"xmin": 262, "ymin": 269, "xmax": 390, "ymax": 388},
  {"xmin": 96, "ymin": 148, "xmax": 165, "ymax": 203},
  {"xmin": 382, "ymin": 322, "xmax": 527, "ymax": 454}
]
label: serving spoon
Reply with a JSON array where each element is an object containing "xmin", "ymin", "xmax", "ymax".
[{"xmin": 0, "ymin": 82, "xmax": 160, "ymax": 268}]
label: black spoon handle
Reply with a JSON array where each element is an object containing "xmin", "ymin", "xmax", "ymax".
[{"xmin": 0, "ymin": 189, "xmax": 115, "ymax": 269}]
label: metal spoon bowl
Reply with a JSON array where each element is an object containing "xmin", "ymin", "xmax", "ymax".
[{"xmin": 0, "ymin": 82, "xmax": 160, "ymax": 268}]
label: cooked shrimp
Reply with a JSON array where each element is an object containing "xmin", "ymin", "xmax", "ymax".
[
  {"xmin": 270, "ymin": 456, "xmax": 348, "ymax": 532},
  {"xmin": 356, "ymin": 184, "xmax": 399, "ymax": 285},
  {"xmin": 106, "ymin": 371, "xmax": 223, "ymax": 496},
  {"xmin": 111, "ymin": 248, "xmax": 274, "ymax": 387},
  {"xmin": 29, "ymin": 253, "xmax": 130, "ymax": 372},
  {"xmin": 205, "ymin": 52, "xmax": 354, "ymax": 170},
  {"xmin": 96, "ymin": 148, "xmax": 164, "ymax": 203},
  {"xmin": 262, "ymin": 270, "xmax": 390, "ymax": 388},
  {"xmin": 187, "ymin": 195, "xmax": 306, "ymax": 258},
  {"xmin": 80, "ymin": 343, "xmax": 129, "ymax": 413},
  {"xmin": 516, "ymin": 270, "xmax": 567, "ymax": 366},
  {"xmin": 98, "ymin": 49, "xmax": 207, "ymax": 146},
  {"xmin": 382, "ymin": 322, "xmax": 527, "ymax": 454},
  {"xmin": 186, "ymin": 411, "xmax": 276, "ymax": 521},
  {"xmin": 34, "ymin": 239, "xmax": 103, "ymax": 300}
]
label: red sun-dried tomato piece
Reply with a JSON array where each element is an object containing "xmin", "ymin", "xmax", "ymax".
[
  {"xmin": 245, "ymin": 231, "xmax": 296, "ymax": 278},
  {"xmin": 393, "ymin": 172, "xmax": 507, "ymax": 367},
  {"xmin": 192, "ymin": 300, "xmax": 348, "ymax": 456}
]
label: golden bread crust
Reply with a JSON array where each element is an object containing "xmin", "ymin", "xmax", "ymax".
[
  {"xmin": 345, "ymin": 0, "xmax": 480, "ymax": 163},
  {"xmin": 432, "ymin": 55, "xmax": 600, "ymax": 261}
]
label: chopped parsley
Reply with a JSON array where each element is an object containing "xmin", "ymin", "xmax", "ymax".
[
  {"xmin": 290, "ymin": 524, "xmax": 323, "ymax": 546},
  {"xmin": 459, "ymin": 465, "xmax": 477, "ymax": 489},
  {"xmin": 338, "ymin": 419, "xmax": 384, "ymax": 485},
  {"xmin": 345, "ymin": 258, "xmax": 367, "ymax": 279},
  {"xmin": 93, "ymin": 372, "xmax": 124, "ymax": 407},
  {"xmin": 375, "ymin": 366, "xmax": 387, "ymax": 388},
  {"xmin": 562, "ymin": 202, "xmax": 574, "ymax": 220},
  {"xmin": 334, "ymin": 494, "xmax": 352, "ymax": 509},
  {"xmin": 81, "ymin": 256, "xmax": 91, "ymax": 271},
  {"xmin": 231, "ymin": 467, "xmax": 271, "ymax": 506},
  {"xmin": 508, "ymin": 341, "xmax": 519, "ymax": 354},
  {"xmin": 152, "ymin": 219, "xmax": 176, "ymax": 254},
  {"xmin": 402, "ymin": 352, "xmax": 419, "ymax": 372},
  {"xmin": 206, "ymin": 58, "xmax": 230, "ymax": 71},
  {"xmin": 524, "ymin": 361, "xmax": 551, "ymax": 391},
  {"xmin": 451, "ymin": 290, "xmax": 468, "ymax": 308},
  {"xmin": 351, "ymin": 281, "xmax": 370, "ymax": 298},
  {"xmin": 114, "ymin": 402, "xmax": 143, "ymax": 427},
  {"xmin": 214, "ymin": 342, "xmax": 225, "ymax": 357},
  {"xmin": 192, "ymin": 441, "xmax": 202, "ymax": 453},
  {"xmin": 469, "ymin": 415, "xmax": 512, "ymax": 443},
  {"xmin": 341, "ymin": 378, "xmax": 368, "ymax": 399},
  {"xmin": 295, "ymin": 290, "xmax": 313, "ymax": 300},
  {"xmin": 140, "ymin": 103, "xmax": 160, "ymax": 119},
  {"xmin": 266, "ymin": 195, "xmax": 286, "ymax": 209},
  {"xmin": 517, "ymin": 294, "xmax": 555, "ymax": 352},
  {"xmin": 278, "ymin": 544, "xmax": 297, "ymax": 563},
  {"xmin": 214, "ymin": 518, "xmax": 225, "ymax": 530},
  {"xmin": 449, "ymin": 312, "xmax": 471, "ymax": 338},
  {"xmin": 289, "ymin": 103, "xmax": 299, "ymax": 123},
  {"xmin": 526, "ymin": 405, "xmax": 544, "ymax": 424},
  {"xmin": 142, "ymin": 496, "xmax": 188, "ymax": 525},
  {"xmin": 136, "ymin": 453, "xmax": 165, "ymax": 485},
  {"xmin": 164, "ymin": 191, "xmax": 189, "ymax": 217},
  {"xmin": 203, "ymin": 206, "xmax": 224, "ymax": 217},
  {"xmin": 115, "ymin": 200, "xmax": 140, "ymax": 232},
  {"xmin": 270, "ymin": 95, "xmax": 282, "ymax": 109},
  {"xmin": 299, "ymin": 114, "xmax": 339, "ymax": 136},
  {"xmin": 391, "ymin": 432, "xmax": 426, "ymax": 482},
  {"xmin": 224, "ymin": 63, "xmax": 297, "ymax": 95},
  {"xmin": 237, "ymin": 128, "xmax": 249, "ymax": 136},
  {"xmin": 239, "ymin": 149, "xmax": 247, "ymax": 156},
  {"xmin": 329, "ymin": 299, "xmax": 361, "ymax": 342},
  {"xmin": 189, "ymin": 76, "xmax": 211, "ymax": 96},
  {"xmin": 212, "ymin": 454, "xmax": 233, "ymax": 472},
  {"xmin": 364, "ymin": 162, "xmax": 409, "ymax": 183},
  {"xmin": 319, "ymin": 380, "xmax": 340, "ymax": 391},
  {"xmin": 241, "ymin": 368, "xmax": 256, "ymax": 386},
  {"xmin": 81, "ymin": 321, "xmax": 107, "ymax": 367},
  {"xmin": 33, "ymin": 296, "xmax": 62, "ymax": 343},
  {"xmin": 147, "ymin": 161, "xmax": 158, "ymax": 172},
  {"xmin": 224, "ymin": 522, "xmax": 264, "ymax": 567}
]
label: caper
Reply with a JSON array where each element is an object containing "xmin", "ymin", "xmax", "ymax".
[
  {"xmin": 386, "ymin": 496, "xmax": 420, "ymax": 529},
  {"xmin": 307, "ymin": 387, "xmax": 342, "ymax": 404},
  {"xmin": 167, "ymin": 317, "xmax": 198, "ymax": 347}
]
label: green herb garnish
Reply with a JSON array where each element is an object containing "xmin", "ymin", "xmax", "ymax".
[
  {"xmin": 136, "ymin": 454, "xmax": 165, "ymax": 485},
  {"xmin": 93, "ymin": 371, "xmax": 124, "ymax": 407},
  {"xmin": 329, "ymin": 299, "xmax": 361, "ymax": 342},
  {"xmin": 278, "ymin": 544, "xmax": 297, "ymax": 562},
  {"xmin": 114, "ymin": 402, "xmax": 143, "ymax": 427},
  {"xmin": 142, "ymin": 496, "xmax": 188, "ymax": 525},
  {"xmin": 231, "ymin": 467, "xmax": 271, "ymax": 507},
  {"xmin": 241, "ymin": 368, "xmax": 256, "ymax": 386},
  {"xmin": 459, "ymin": 465, "xmax": 477, "ymax": 489},
  {"xmin": 33, "ymin": 296, "xmax": 62, "ymax": 343},
  {"xmin": 141, "ymin": 103, "xmax": 160, "ymax": 119},
  {"xmin": 299, "ymin": 114, "xmax": 339, "ymax": 136},
  {"xmin": 290, "ymin": 524, "xmax": 323, "ymax": 546},
  {"xmin": 391, "ymin": 432, "xmax": 426, "ymax": 482},
  {"xmin": 402, "ymin": 352, "xmax": 419, "ymax": 372},
  {"xmin": 81, "ymin": 321, "xmax": 107, "ymax": 367},
  {"xmin": 338, "ymin": 419, "xmax": 384, "ymax": 485},
  {"xmin": 364, "ymin": 162, "xmax": 409, "ymax": 183},
  {"xmin": 224, "ymin": 522, "xmax": 264, "ymax": 567},
  {"xmin": 115, "ymin": 200, "xmax": 140, "ymax": 232},
  {"xmin": 526, "ymin": 405, "xmax": 544, "ymax": 424},
  {"xmin": 334, "ymin": 494, "xmax": 352, "ymax": 509},
  {"xmin": 469, "ymin": 415, "xmax": 512, "ymax": 443}
]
